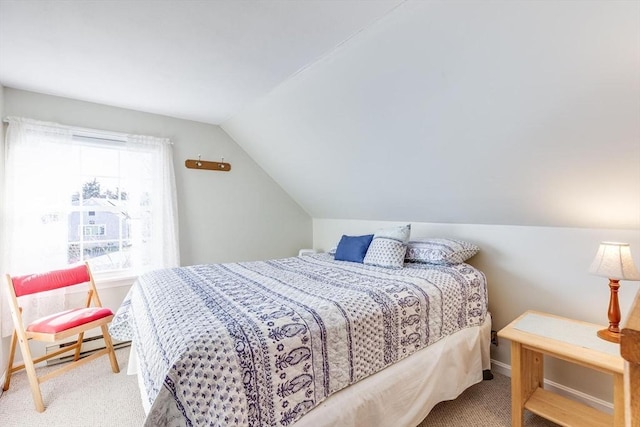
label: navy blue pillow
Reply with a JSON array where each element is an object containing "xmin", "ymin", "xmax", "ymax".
[{"xmin": 334, "ymin": 234, "xmax": 374, "ymax": 263}]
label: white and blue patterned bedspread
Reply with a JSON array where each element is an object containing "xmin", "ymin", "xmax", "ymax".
[{"xmin": 110, "ymin": 253, "xmax": 487, "ymax": 427}]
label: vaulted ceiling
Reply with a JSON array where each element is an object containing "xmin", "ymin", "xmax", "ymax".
[
  {"xmin": 0, "ymin": 0, "xmax": 403, "ymax": 123},
  {"xmin": 1, "ymin": 0, "xmax": 638, "ymax": 229}
]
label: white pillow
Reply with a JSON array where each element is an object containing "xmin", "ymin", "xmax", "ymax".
[{"xmin": 363, "ymin": 224, "xmax": 411, "ymax": 269}]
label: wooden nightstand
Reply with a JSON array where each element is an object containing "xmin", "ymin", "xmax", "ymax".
[{"xmin": 498, "ymin": 310, "xmax": 624, "ymax": 427}]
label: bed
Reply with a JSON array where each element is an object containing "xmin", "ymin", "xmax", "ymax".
[{"xmin": 109, "ymin": 252, "xmax": 490, "ymax": 427}]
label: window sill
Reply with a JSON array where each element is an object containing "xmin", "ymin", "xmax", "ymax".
[{"xmin": 93, "ymin": 272, "xmax": 138, "ymax": 290}]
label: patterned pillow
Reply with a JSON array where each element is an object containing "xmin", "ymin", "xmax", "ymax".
[
  {"xmin": 363, "ymin": 224, "xmax": 411, "ymax": 269},
  {"xmin": 405, "ymin": 238, "xmax": 479, "ymax": 265}
]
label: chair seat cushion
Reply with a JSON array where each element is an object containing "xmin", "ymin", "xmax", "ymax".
[{"xmin": 27, "ymin": 307, "xmax": 114, "ymax": 334}]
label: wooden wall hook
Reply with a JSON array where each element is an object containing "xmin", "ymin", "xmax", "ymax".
[{"xmin": 185, "ymin": 156, "xmax": 231, "ymax": 172}]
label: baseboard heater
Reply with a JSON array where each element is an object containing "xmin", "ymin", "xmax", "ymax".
[{"xmin": 45, "ymin": 335, "xmax": 131, "ymax": 366}]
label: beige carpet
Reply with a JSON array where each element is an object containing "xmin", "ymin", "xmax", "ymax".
[
  {"xmin": 0, "ymin": 346, "xmax": 559, "ymax": 426},
  {"xmin": 418, "ymin": 371, "xmax": 559, "ymax": 427},
  {"xmin": 0, "ymin": 346, "xmax": 146, "ymax": 427}
]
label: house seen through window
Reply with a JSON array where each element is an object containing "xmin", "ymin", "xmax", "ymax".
[{"xmin": 67, "ymin": 177, "xmax": 136, "ymax": 270}]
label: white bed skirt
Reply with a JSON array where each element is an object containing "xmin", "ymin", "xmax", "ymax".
[{"xmin": 130, "ymin": 314, "xmax": 492, "ymax": 427}]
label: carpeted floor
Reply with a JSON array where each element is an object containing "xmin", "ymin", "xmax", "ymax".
[
  {"xmin": 418, "ymin": 372, "xmax": 559, "ymax": 427},
  {"xmin": 0, "ymin": 346, "xmax": 145, "ymax": 426},
  {"xmin": 0, "ymin": 346, "xmax": 559, "ymax": 426}
]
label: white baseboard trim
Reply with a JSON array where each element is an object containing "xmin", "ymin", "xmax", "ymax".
[{"xmin": 490, "ymin": 359, "xmax": 613, "ymax": 414}]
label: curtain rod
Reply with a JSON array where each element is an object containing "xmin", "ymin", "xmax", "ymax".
[
  {"xmin": 2, "ymin": 116, "xmax": 173, "ymax": 145},
  {"xmin": 3, "ymin": 116, "xmax": 128, "ymax": 139}
]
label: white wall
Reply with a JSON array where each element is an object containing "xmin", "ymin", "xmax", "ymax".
[{"xmin": 313, "ymin": 218, "xmax": 640, "ymax": 404}]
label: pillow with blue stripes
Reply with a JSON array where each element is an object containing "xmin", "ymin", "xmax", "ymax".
[{"xmin": 405, "ymin": 238, "xmax": 479, "ymax": 265}]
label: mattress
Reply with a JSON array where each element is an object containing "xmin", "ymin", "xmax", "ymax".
[{"xmin": 110, "ymin": 253, "xmax": 489, "ymax": 426}]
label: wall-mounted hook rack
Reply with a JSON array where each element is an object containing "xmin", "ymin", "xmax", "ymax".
[{"xmin": 185, "ymin": 155, "xmax": 231, "ymax": 172}]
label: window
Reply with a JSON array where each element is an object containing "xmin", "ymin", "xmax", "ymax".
[
  {"xmin": 81, "ymin": 224, "xmax": 106, "ymax": 236},
  {"xmin": 2, "ymin": 117, "xmax": 180, "ymax": 279}
]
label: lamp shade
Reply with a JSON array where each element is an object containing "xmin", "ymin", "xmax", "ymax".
[{"xmin": 588, "ymin": 242, "xmax": 640, "ymax": 281}]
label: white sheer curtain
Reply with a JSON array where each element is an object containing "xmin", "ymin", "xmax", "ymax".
[
  {"xmin": 125, "ymin": 133, "xmax": 180, "ymax": 270},
  {"xmin": 1, "ymin": 117, "xmax": 179, "ymax": 337}
]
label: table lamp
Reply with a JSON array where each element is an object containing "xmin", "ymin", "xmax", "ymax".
[{"xmin": 588, "ymin": 242, "xmax": 640, "ymax": 343}]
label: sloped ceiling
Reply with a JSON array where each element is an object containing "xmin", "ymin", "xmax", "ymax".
[
  {"xmin": 222, "ymin": 1, "xmax": 640, "ymax": 229},
  {"xmin": 0, "ymin": 0, "xmax": 403, "ymax": 124}
]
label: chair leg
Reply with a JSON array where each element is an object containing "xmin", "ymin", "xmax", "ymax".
[
  {"xmin": 15, "ymin": 335, "xmax": 45, "ymax": 412},
  {"xmin": 2, "ymin": 331, "xmax": 18, "ymax": 391},
  {"xmin": 74, "ymin": 332, "xmax": 84, "ymax": 361},
  {"xmin": 101, "ymin": 325, "xmax": 120, "ymax": 373}
]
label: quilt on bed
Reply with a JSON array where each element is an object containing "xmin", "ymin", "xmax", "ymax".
[{"xmin": 109, "ymin": 253, "xmax": 487, "ymax": 427}]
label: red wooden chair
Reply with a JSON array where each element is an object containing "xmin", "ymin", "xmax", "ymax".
[{"xmin": 3, "ymin": 262, "xmax": 120, "ymax": 412}]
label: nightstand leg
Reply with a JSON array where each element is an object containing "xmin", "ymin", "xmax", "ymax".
[
  {"xmin": 511, "ymin": 342, "xmax": 544, "ymax": 427},
  {"xmin": 613, "ymin": 372, "xmax": 624, "ymax": 427}
]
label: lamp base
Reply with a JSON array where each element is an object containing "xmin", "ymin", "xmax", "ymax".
[{"xmin": 597, "ymin": 328, "xmax": 620, "ymax": 344}]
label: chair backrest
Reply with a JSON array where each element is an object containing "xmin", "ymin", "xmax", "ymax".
[{"xmin": 9, "ymin": 264, "xmax": 91, "ymax": 297}]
